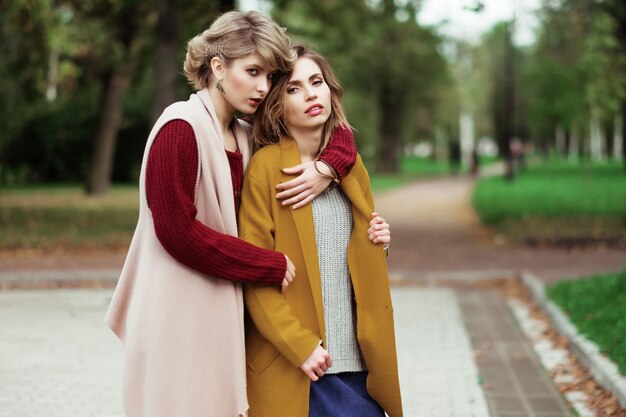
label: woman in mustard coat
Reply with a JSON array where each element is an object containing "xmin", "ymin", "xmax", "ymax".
[{"xmin": 239, "ymin": 44, "xmax": 403, "ymax": 417}]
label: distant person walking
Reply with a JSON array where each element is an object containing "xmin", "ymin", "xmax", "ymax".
[
  {"xmin": 105, "ymin": 11, "xmax": 356, "ymax": 417},
  {"xmin": 239, "ymin": 44, "xmax": 403, "ymax": 417},
  {"xmin": 449, "ymin": 139, "xmax": 462, "ymax": 176}
]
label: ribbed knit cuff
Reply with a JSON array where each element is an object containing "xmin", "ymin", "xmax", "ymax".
[
  {"xmin": 261, "ymin": 249, "xmax": 287, "ymax": 285},
  {"xmin": 318, "ymin": 126, "xmax": 356, "ymax": 181}
]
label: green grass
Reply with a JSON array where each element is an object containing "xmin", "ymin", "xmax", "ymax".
[
  {"xmin": 548, "ymin": 269, "xmax": 626, "ymax": 375},
  {"xmin": 0, "ymin": 185, "xmax": 138, "ymax": 253},
  {"xmin": 471, "ymin": 159, "xmax": 626, "ymax": 247},
  {"xmin": 400, "ymin": 157, "xmax": 451, "ymax": 176},
  {"xmin": 369, "ymin": 156, "xmax": 451, "ymax": 192},
  {"xmin": 472, "ymin": 160, "xmax": 626, "ymax": 223}
]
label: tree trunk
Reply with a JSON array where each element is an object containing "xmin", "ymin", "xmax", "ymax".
[
  {"xmin": 555, "ymin": 124, "xmax": 566, "ymax": 157},
  {"xmin": 152, "ymin": 0, "xmax": 179, "ymax": 124},
  {"xmin": 492, "ymin": 22, "xmax": 516, "ymax": 181},
  {"xmin": 613, "ymin": 113, "xmax": 623, "ymax": 160},
  {"xmin": 376, "ymin": 87, "xmax": 404, "ymax": 173},
  {"xmin": 219, "ymin": 0, "xmax": 235, "ymax": 12},
  {"xmin": 568, "ymin": 123, "xmax": 579, "ymax": 163},
  {"xmin": 435, "ymin": 126, "xmax": 448, "ymax": 163},
  {"xmin": 87, "ymin": 68, "xmax": 132, "ymax": 195},
  {"xmin": 503, "ymin": 22, "xmax": 515, "ymax": 181},
  {"xmin": 620, "ymin": 100, "xmax": 626, "ymax": 170},
  {"xmin": 377, "ymin": 115, "xmax": 403, "ymax": 172},
  {"xmin": 604, "ymin": 117, "xmax": 615, "ymax": 158},
  {"xmin": 46, "ymin": 48, "xmax": 60, "ymax": 102},
  {"xmin": 459, "ymin": 109, "xmax": 474, "ymax": 167},
  {"xmin": 589, "ymin": 115, "xmax": 603, "ymax": 162}
]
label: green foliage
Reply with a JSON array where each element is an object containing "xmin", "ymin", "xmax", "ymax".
[
  {"xmin": 472, "ymin": 159, "xmax": 626, "ymax": 223},
  {"xmin": 2, "ymin": 0, "xmax": 624, "ymax": 186},
  {"xmin": 548, "ymin": 269, "xmax": 626, "ymax": 374},
  {"xmin": 580, "ymin": 9, "xmax": 625, "ymax": 119},
  {"xmin": 0, "ymin": 0, "xmax": 236, "ymax": 188},
  {"xmin": 1, "ymin": 92, "xmax": 99, "ymax": 183},
  {"xmin": 526, "ymin": 0, "xmax": 626, "ymax": 155},
  {"xmin": 0, "ymin": 72, "xmax": 151, "ymax": 185},
  {"xmin": 0, "ymin": 0, "xmax": 53, "ymax": 141},
  {"xmin": 526, "ymin": 4, "xmax": 587, "ymax": 139}
]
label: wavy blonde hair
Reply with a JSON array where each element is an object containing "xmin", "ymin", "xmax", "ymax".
[
  {"xmin": 183, "ymin": 11, "xmax": 294, "ymax": 91},
  {"xmin": 252, "ymin": 44, "xmax": 350, "ymax": 151}
]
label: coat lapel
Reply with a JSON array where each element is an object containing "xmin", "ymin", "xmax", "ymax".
[
  {"xmin": 279, "ymin": 137, "xmax": 326, "ymax": 340},
  {"xmin": 340, "ymin": 172, "xmax": 374, "ymax": 222}
]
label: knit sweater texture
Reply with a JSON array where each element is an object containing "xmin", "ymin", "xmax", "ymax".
[
  {"xmin": 312, "ymin": 186, "xmax": 366, "ymax": 374},
  {"xmin": 146, "ymin": 119, "xmax": 283, "ymax": 284}
]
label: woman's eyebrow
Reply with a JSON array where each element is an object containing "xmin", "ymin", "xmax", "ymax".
[{"xmin": 288, "ymin": 73, "xmax": 323, "ymax": 85}]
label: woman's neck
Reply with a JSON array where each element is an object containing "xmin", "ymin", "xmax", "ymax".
[
  {"xmin": 208, "ymin": 87, "xmax": 236, "ymax": 135},
  {"xmin": 288, "ymin": 126, "xmax": 323, "ymax": 162}
]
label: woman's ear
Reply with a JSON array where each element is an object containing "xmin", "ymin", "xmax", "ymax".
[{"xmin": 210, "ymin": 56, "xmax": 224, "ymax": 81}]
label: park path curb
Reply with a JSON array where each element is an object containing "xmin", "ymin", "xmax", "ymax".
[
  {"xmin": 0, "ymin": 270, "xmax": 118, "ymax": 290},
  {"xmin": 521, "ymin": 271, "xmax": 626, "ymax": 410}
]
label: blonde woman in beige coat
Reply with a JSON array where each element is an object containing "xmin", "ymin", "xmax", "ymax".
[
  {"xmin": 105, "ymin": 12, "xmax": 359, "ymax": 417},
  {"xmin": 240, "ymin": 44, "xmax": 403, "ymax": 417}
]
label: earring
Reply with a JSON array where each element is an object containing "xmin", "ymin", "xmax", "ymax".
[{"xmin": 216, "ymin": 79, "xmax": 224, "ymax": 93}]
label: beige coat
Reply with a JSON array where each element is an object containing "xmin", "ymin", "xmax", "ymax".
[
  {"xmin": 239, "ymin": 137, "xmax": 403, "ymax": 417},
  {"xmin": 105, "ymin": 89, "xmax": 252, "ymax": 417}
]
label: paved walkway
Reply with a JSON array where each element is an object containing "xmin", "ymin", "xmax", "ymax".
[
  {"xmin": 0, "ymin": 287, "xmax": 491, "ymax": 417},
  {"xmin": 394, "ymin": 287, "xmax": 489, "ymax": 416},
  {"xmin": 0, "ymin": 290, "xmax": 123, "ymax": 417},
  {"xmin": 457, "ymin": 285, "xmax": 573, "ymax": 416},
  {"xmin": 0, "ymin": 284, "xmax": 574, "ymax": 417}
]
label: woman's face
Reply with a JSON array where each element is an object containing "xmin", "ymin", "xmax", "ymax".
[
  {"xmin": 220, "ymin": 53, "xmax": 275, "ymax": 115},
  {"xmin": 283, "ymin": 57, "xmax": 331, "ymax": 133}
]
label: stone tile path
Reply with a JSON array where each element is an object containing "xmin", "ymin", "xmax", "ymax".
[{"xmin": 457, "ymin": 288, "xmax": 572, "ymax": 417}]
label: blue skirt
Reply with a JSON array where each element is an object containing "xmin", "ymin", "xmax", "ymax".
[{"xmin": 309, "ymin": 372, "xmax": 385, "ymax": 417}]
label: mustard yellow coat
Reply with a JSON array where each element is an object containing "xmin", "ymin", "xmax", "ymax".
[{"xmin": 239, "ymin": 137, "xmax": 403, "ymax": 417}]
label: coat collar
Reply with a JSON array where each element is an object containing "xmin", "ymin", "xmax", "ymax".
[{"xmin": 196, "ymin": 89, "xmax": 250, "ymax": 163}]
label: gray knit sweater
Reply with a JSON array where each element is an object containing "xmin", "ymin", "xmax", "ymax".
[{"xmin": 312, "ymin": 186, "xmax": 366, "ymax": 374}]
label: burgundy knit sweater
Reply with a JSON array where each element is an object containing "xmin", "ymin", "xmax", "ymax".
[{"xmin": 146, "ymin": 119, "xmax": 356, "ymax": 284}]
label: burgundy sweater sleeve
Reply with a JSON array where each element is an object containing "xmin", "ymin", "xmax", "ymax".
[
  {"xmin": 318, "ymin": 125, "xmax": 357, "ymax": 180},
  {"xmin": 145, "ymin": 119, "xmax": 285, "ymax": 284}
]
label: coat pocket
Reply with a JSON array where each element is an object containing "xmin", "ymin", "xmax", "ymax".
[{"xmin": 247, "ymin": 339, "xmax": 280, "ymax": 376}]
